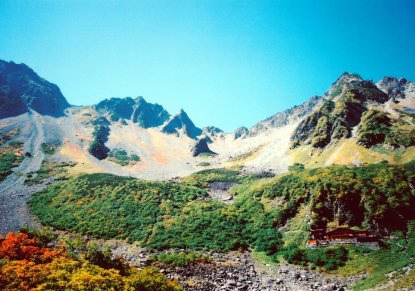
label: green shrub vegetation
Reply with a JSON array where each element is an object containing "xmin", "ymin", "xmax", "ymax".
[
  {"xmin": 357, "ymin": 110, "xmax": 392, "ymax": 147},
  {"xmin": 30, "ymin": 174, "xmax": 211, "ymax": 244},
  {"xmin": 147, "ymin": 201, "xmax": 247, "ymax": 251},
  {"xmin": 357, "ymin": 109, "xmax": 415, "ymax": 148},
  {"xmin": 107, "ymin": 148, "xmax": 140, "ymax": 166},
  {"xmin": 182, "ymin": 168, "xmax": 259, "ymax": 189},
  {"xmin": 29, "ymin": 162, "xmax": 415, "ymax": 277},
  {"xmin": 288, "ymin": 163, "xmax": 305, "ymax": 172},
  {"xmin": 0, "ymin": 141, "xmax": 24, "ymax": 181},
  {"xmin": 280, "ymin": 243, "xmax": 348, "ymax": 270},
  {"xmin": 25, "ymin": 161, "xmax": 74, "ymax": 185},
  {"xmin": 41, "ymin": 143, "xmax": 56, "ymax": 155},
  {"xmin": 29, "ymin": 172, "xmax": 282, "ymax": 253},
  {"xmin": 327, "ymin": 222, "xmax": 415, "ymax": 290},
  {"xmin": 259, "ymin": 161, "xmax": 415, "ymax": 230}
]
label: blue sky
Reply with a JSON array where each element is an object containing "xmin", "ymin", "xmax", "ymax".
[{"xmin": 1, "ymin": 0, "xmax": 414, "ymax": 132}]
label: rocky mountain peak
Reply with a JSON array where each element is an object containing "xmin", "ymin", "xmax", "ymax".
[
  {"xmin": 327, "ymin": 72, "xmax": 389, "ymax": 105},
  {"xmin": 0, "ymin": 59, "xmax": 70, "ymax": 117},
  {"xmin": 247, "ymin": 95, "xmax": 322, "ymax": 137},
  {"xmin": 95, "ymin": 97, "xmax": 135, "ymax": 121},
  {"xmin": 161, "ymin": 109, "xmax": 202, "ymax": 139},
  {"xmin": 95, "ymin": 96, "xmax": 170, "ymax": 127},
  {"xmin": 334, "ymin": 72, "xmax": 363, "ymax": 85},
  {"xmin": 131, "ymin": 98, "xmax": 170, "ymax": 128},
  {"xmin": 327, "ymin": 72, "xmax": 364, "ymax": 98},
  {"xmin": 203, "ymin": 126, "xmax": 224, "ymax": 138},
  {"xmin": 376, "ymin": 76, "xmax": 412, "ymax": 100},
  {"xmin": 290, "ymin": 74, "xmax": 395, "ymax": 149}
]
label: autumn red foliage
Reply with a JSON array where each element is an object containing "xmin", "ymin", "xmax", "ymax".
[
  {"xmin": 0, "ymin": 232, "xmax": 181, "ymax": 290},
  {"xmin": 0, "ymin": 232, "xmax": 60, "ymax": 263}
]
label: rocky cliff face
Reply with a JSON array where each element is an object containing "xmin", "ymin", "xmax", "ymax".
[
  {"xmin": 376, "ymin": 77, "xmax": 414, "ymax": 100},
  {"xmin": 95, "ymin": 96, "xmax": 170, "ymax": 127},
  {"xmin": 95, "ymin": 97, "xmax": 136, "ymax": 121},
  {"xmin": 0, "ymin": 60, "xmax": 70, "ymax": 117},
  {"xmin": 0, "ymin": 75, "xmax": 28, "ymax": 119},
  {"xmin": 290, "ymin": 73, "xmax": 391, "ymax": 149},
  {"xmin": 161, "ymin": 109, "xmax": 202, "ymax": 139},
  {"xmin": 191, "ymin": 138, "xmax": 217, "ymax": 156},
  {"xmin": 132, "ymin": 97, "xmax": 170, "ymax": 128}
]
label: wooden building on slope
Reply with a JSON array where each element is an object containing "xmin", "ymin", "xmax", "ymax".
[{"xmin": 307, "ymin": 227, "xmax": 379, "ymax": 248}]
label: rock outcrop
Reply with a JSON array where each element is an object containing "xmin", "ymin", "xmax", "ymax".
[
  {"xmin": 376, "ymin": 76, "xmax": 411, "ymax": 100},
  {"xmin": 0, "ymin": 60, "xmax": 70, "ymax": 117},
  {"xmin": 162, "ymin": 109, "xmax": 202, "ymax": 139},
  {"xmin": 131, "ymin": 97, "xmax": 170, "ymax": 128},
  {"xmin": 95, "ymin": 96, "xmax": 170, "ymax": 127},
  {"xmin": 95, "ymin": 97, "xmax": 136, "ymax": 121},
  {"xmin": 290, "ymin": 73, "xmax": 391, "ymax": 149},
  {"xmin": 234, "ymin": 127, "xmax": 249, "ymax": 139},
  {"xmin": 0, "ymin": 75, "xmax": 28, "ymax": 119},
  {"xmin": 191, "ymin": 138, "xmax": 217, "ymax": 156},
  {"xmin": 203, "ymin": 126, "xmax": 224, "ymax": 138}
]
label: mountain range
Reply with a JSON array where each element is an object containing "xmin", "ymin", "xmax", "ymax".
[
  {"xmin": 0, "ymin": 59, "xmax": 414, "ymax": 180},
  {"xmin": 1, "ymin": 59, "xmax": 415, "ymax": 290}
]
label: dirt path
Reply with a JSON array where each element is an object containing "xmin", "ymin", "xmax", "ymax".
[{"xmin": 0, "ymin": 111, "xmax": 45, "ymax": 235}]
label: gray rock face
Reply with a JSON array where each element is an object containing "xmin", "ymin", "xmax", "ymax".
[
  {"xmin": 0, "ymin": 75, "xmax": 28, "ymax": 118},
  {"xmin": 162, "ymin": 109, "xmax": 202, "ymax": 139},
  {"xmin": 234, "ymin": 127, "xmax": 249, "ymax": 139},
  {"xmin": 132, "ymin": 97, "xmax": 170, "ymax": 128},
  {"xmin": 191, "ymin": 138, "xmax": 217, "ymax": 156},
  {"xmin": 376, "ymin": 76, "xmax": 411, "ymax": 100},
  {"xmin": 203, "ymin": 126, "xmax": 224, "ymax": 137},
  {"xmin": 95, "ymin": 96, "xmax": 170, "ymax": 127},
  {"xmin": 95, "ymin": 97, "xmax": 136, "ymax": 121},
  {"xmin": 0, "ymin": 60, "xmax": 70, "ymax": 117}
]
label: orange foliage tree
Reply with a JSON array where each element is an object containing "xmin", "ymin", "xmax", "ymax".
[
  {"xmin": 0, "ymin": 232, "xmax": 60, "ymax": 262},
  {"xmin": 0, "ymin": 232, "xmax": 181, "ymax": 290}
]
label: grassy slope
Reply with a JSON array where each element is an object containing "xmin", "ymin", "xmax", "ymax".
[
  {"xmin": 0, "ymin": 141, "xmax": 24, "ymax": 182},
  {"xmin": 289, "ymin": 139, "xmax": 415, "ymax": 168},
  {"xmin": 29, "ymin": 165, "xmax": 415, "ymax": 288}
]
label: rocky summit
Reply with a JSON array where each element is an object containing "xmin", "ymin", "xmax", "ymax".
[
  {"xmin": 162, "ymin": 109, "xmax": 203, "ymax": 139},
  {"xmin": 0, "ymin": 60, "xmax": 70, "ymax": 117}
]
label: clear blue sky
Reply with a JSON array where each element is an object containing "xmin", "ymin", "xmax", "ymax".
[{"xmin": 1, "ymin": 0, "xmax": 414, "ymax": 132}]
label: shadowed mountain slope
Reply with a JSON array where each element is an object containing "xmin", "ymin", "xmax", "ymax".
[{"xmin": 0, "ymin": 60, "xmax": 70, "ymax": 117}]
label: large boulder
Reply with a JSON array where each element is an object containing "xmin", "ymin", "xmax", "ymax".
[{"xmin": 191, "ymin": 138, "xmax": 217, "ymax": 157}]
